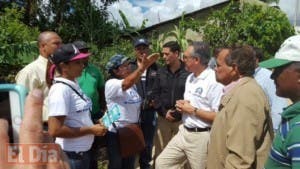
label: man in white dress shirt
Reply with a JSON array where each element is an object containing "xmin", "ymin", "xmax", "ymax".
[
  {"xmin": 15, "ymin": 31, "xmax": 62, "ymax": 122},
  {"xmin": 155, "ymin": 41, "xmax": 223, "ymax": 169}
]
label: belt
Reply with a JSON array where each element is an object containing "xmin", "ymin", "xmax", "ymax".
[
  {"xmin": 64, "ymin": 150, "xmax": 90, "ymax": 156},
  {"xmin": 184, "ymin": 125, "xmax": 210, "ymax": 132}
]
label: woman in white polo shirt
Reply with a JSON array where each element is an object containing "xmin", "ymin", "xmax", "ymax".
[
  {"xmin": 105, "ymin": 54, "xmax": 158, "ymax": 169},
  {"xmin": 47, "ymin": 43, "xmax": 107, "ymax": 169}
]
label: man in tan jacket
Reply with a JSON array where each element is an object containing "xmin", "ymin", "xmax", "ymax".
[{"xmin": 207, "ymin": 45, "xmax": 273, "ymax": 169}]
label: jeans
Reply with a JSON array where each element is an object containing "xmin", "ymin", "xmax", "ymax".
[
  {"xmin": 64, "ymin": 150, "xmax": 91, "ymax": 169},
  {"xmin": 90, "ymin": 111, "xmax": 105, "ymax": 169},
  {"xmin": 106, "ymin": 131, "xmax": 135, "ymax": 169},
  {"xmin": 139, "ymin": 109, "xmax": 157, "ymax": 169}
]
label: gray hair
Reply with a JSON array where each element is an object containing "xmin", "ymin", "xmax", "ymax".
[{"xmin": 190, "ymin": 41, "xmax": 211, "ymax": 66}]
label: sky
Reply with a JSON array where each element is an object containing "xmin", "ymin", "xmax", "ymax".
[
  {"xmin": 106, "ymin": 0, "xmax": 228, "ymax": 27},
  {"xmin": 106, "ymin": 0, "xmax": 299, "ymax": 28}
]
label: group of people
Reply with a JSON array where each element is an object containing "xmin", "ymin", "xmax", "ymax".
[{"xmin": 1, "ymin": 30, "xmax": 300, "ymax": 169}]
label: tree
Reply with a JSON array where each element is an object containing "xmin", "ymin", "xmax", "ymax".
[
  {"xmin": 0, "ymin": 4, "xmax": 39, "ymax": 81},
  {"xmin": 203, "ymin": 1, "xmax": 295, "ymax": 60}
]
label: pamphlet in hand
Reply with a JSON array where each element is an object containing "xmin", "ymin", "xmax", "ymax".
[{"xmin": 101, "ymin": 104, "xmax": 121, "ymax": 128}]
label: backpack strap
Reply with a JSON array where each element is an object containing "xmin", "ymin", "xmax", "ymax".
[{"xmin": 55, "ymin": 81, "xmax": 87, "ymax": 102}]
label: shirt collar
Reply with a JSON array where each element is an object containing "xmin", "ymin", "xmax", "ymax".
[
  {"xmin": 282, "ymin": 101, "xmax": 300, "ymax": 120},
  {"xmin": 254, "ymin": 67, "xmax": 261, "ymax": 76},
  {"xmin": 192, "ymin": 67, "xmax": 211, "ymax": 80},
  {"xmin": 37, "ymin": 55, "xmax": 48, "ymax": 64},
  {"xmin": 223, "ymin": 78, "xmax": 242, "ymax": 94}
]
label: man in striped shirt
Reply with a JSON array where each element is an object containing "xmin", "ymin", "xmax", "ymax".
[{"xmin": 260, "ymin": 35, "xmax": 300, "ymax": 169}]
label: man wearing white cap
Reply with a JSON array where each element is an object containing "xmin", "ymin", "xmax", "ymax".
[{"xmin": 260, "ymin": 35, "xmax": 300, "ymax": 169}]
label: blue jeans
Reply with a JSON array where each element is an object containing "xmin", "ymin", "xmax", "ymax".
[
  {"xmin": 64, "ymin": 150, "xmax": 91, "ymax": 169},
  {"xmin": 139, "ymin": 109, "xmax": 157, "ymax": 169},
  {"xmin": 106, "ymin": 131, "xmax": 135, "ymax": 169},
  {"xmin": 90, "ymin": 111, "xmax": 105, "ymax": 169}
]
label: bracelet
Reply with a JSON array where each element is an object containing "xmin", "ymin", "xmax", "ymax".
[{"xmin": 193, "ymin": 107, "xmax": 198, "ymax": 116}]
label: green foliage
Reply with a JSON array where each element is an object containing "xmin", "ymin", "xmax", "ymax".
[
  {"xmin": 19, "ymin": 0, "xmax": 120, "ymax": 47},
  {"xmin": 117, "ymin": 10, "xmax": 149, "ymax": 39},
  {"xmin": 203, "ymin": 1, "xmax": 295, "ymax": 59},
  {"xmin": 150, "ymin": 30, "xmax": 167, "ymax": 53},
  {"xmin": 166, "ymin": 13, "xmax": 189, "ymax": 51},
  {"xmin": 259, "ymin": 0, "xmax": 279, "ymax": 3},
  {"xmin": 0, "ymin": 5, "xmax": 39, "ymax": 82},
  {"xmin": 90, "ymin": 39, "xmax": 135, "ymax": 79},
  {"xmin": 0, "ymin": 5, "xmax": 39, "ymax": 45},
  {"xmin": 164, "ymin": 13, "xmax": 202, "ymax": 52}
]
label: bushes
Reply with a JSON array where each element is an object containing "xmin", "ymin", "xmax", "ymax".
[
  {"xmin": 0, "ymin": 5, "xmax": 39, "ymax": 82},
  {"xmin": 203, "ymin": 1, "xmax": 295, "ymax": 59}
]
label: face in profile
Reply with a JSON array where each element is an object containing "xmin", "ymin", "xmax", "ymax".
[
  {"xmin": 114, "ymin": 61, "xmax": 131, "ymax": 79},
  {"xmin": 271, "ymin": 63, "xmax": 300, "ymax": 99},
  {"xmin": 162, "ymin": 47, "xmax": 178, "ymax": 66},
  {"xmin": 135, "ymin": 45, "xmax": 150, "ymax": 61},
  {"xmin": 183, "ymin": 46, "xmax": 196, "ymax": 72},
  {"xmin": 215, "ymin": 49, "xmax": 235, "ymax": 85},
  {"xmin": 63, "ymin": 59, "xmax": 86, "ymax": 79},
  {"xmin": 44, "ymin": 34, "xmax": 62, "ymax": 57}
]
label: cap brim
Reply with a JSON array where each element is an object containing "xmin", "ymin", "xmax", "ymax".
[
  {"xmin": 78, "ymin": 47, "xmax": 90, "ymax": 50},
  {"xmin": 134, "ymin": 42, "xmax": 149, "ymax": 47},
  {"xmin": 120, "ymin": 57, "xmax": 130, "ymax": 64},
  {"xmin": 70, "ymin": 53, "xmax": 91, "ymax": 61},
  {"xmin": 259, "ymin": 58, "xmax": 292, "ymax": 68}
]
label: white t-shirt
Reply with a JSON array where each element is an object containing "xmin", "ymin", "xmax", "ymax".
[
  {"xmin": 48, "ymin": 77, "xmax": 94, "ymax": 152},
  {"xmin": 182, "ymin": 68, "xmax": 223, "ymax": 128},
  {"xmin": 105, "ymin": 78, "xmax": 142, "ymax": 132}
]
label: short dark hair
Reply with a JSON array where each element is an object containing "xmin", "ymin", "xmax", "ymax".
[
  {"xmin": 163, "ymin": 41, "xmax": 181, "ymax": 53},
  {"xmin": 190, "ymin": 41, "xmax": 211, "ymax": 66},
  {"xmin": 253, "ymin": 46, "xmax": 264, "ymax": 62},
  {"xmin": 226, "ymin": 45, "xmax": 256, "ymax": 77}
]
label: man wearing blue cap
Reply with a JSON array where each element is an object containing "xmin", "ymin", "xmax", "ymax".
[
  {"xmin": 131, "ymin": 38, "xmax": 160, "ymax": 169},
  {"xmin": 261, "ymin": 35, "xmax": 300, "ymax": 169}
]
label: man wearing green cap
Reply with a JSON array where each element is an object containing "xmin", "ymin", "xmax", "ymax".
[{"xmin": 260, "ymin": 35, "xmax": 300, "ymax": 169}]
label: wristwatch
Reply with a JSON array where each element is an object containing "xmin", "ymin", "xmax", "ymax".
[{"xmin": 193, "ymin": 107, "xmax": 198, "ymax": 116}]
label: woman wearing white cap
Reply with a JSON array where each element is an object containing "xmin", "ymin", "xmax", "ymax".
[{"xmin": 47, "ymin": 43, "xmax": 107, "ymax": 169}]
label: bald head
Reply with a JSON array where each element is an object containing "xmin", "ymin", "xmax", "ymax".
[
  {"xmin": 38, "ymin": 31, "xmax": 59, "ymax": 47},
  {"xmin": 38, "ymin": 31, "xmax": 62, "ymax": 58}
]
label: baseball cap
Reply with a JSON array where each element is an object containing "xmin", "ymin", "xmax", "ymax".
[
  {"xmin": 73, "ymin": 40, "xmax": 89, "ymax": 50},
  {"xmin": 134, "ymin": 38, "xmax": 149, "ymax": 47},
  {"xmin": 50, "ymin": 43, "xmax": 90, "ymax": 65},
  {"xmin": 259, "ymin": 35, "xmax": 300, "ymax": 68},
  {"xmin": 106, "ymin": 54, "xmax": 130, "ymax": 72}
]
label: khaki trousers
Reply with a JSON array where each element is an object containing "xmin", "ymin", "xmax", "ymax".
[
  {"xmin": 155, "ymin": 125, "xmax": 210, "ymax": 169},
  {"xmin": 154, "ymin": 115, "xmax": 181, "ymax": 161}
]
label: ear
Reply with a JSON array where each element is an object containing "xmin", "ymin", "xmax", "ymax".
[
  {"xmin": 194, "ymin": 56, "xmax": 200, "ymax": 63},
  {"xmin": 230, "ymin": 63, "xmax": 239, "ymax": 77},
  {"xmin": 112, "ymin": 68, "xmax": 119, "ymax": 75},
  {"xmin": 175, "ymin": 50, "xmax": 179, "ymax": 57}
]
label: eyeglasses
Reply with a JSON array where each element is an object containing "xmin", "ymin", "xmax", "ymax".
[{"xmin": 183, "ymin": 55, "xmax": 194, "ymax": 61}]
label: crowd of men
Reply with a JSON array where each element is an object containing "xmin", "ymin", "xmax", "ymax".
[{"xmin": 1, "ymin": 30, "xmax": 300, "ymax": 169}]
